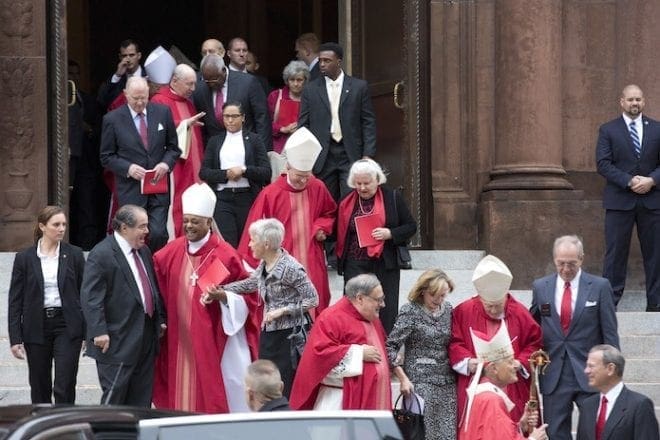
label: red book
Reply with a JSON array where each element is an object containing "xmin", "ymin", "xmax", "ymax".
[
  {"xmin": 354, "ymin": 213, "xmax": 381, "ymax": 248},
  {"xmin": 140, "ymin": 169, "xmax": 168, "ymax": 194},
  {"xmin": 276, "ymin": 99, "xmax": 300, "ymax": 127},
  {"xmin": 197, "ymin": 259, "xmax": 230, "ymax": 293}
]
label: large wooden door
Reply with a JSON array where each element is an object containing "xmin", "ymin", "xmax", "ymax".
[{"xmin": 346, "ymin": 0, "xmax": 430, "ymax": 247}]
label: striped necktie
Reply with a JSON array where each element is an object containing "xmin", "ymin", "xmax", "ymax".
[{"xmin": 629, "ymin": 120, "xmax": 641, "ymax": 157}]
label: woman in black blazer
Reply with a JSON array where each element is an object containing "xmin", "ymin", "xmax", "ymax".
[
  {"xmin": 8, "ymin": 206, "xmax": 86, "ymax": 403},
  {"xmin": 336, "ymin": 159, "xmax": 417, "ymax": 334},
  {"xmin": 199, "ymin": 101, "xmax": 271, "ymax": 247}
]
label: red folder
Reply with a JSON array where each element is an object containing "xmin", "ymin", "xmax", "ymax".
[
  {"xmin": 354, "ymin": 213, "xmax": 381, "ymax": 248},
  {"xmin": 197, "ymin": 259, "xmax": 230, "ymax": 293},
  {"xmin": 140, "ymin": 169, "xmax": 168, "ymax": 194},
  {"xmin": 276, "ymin": 100, "xmax": 300, "ymax": 127}
]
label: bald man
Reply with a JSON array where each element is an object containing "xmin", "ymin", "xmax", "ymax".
[{"xmin": 201, "ymin": 38, "xmax": 225, "ymax": 59}]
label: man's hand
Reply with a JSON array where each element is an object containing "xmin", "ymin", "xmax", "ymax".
[
  {"xmin": 115, "ymin": 59, "xmax": 129, "ymax": 77},
  {"xmin": 10, "ymin": 344, "xmax": 25, "ymax": 360},
  {"xmin": 529, "ymin": 424, "xmax": 548, "ymax": 440},
  {"xmin": 94, "ymin": 334, "xmax": 110, "ymax": 354},
  {"xmin": 186, "ymin": 112, "xmax": 206, "ymax": 128},
  {"xmin": 520, "ymin": 402, "xmax": 540, "ymax": 433},
  {"xmin": 314, "ymin": 230, "xmax": 327, "ymax": 242},
  {"xmin": 280, "ymin": 122, "xmax": 298, "ymax": 134},
  {"xmin": 468, "ymin": 358, "xmax": 479, "ymax": 374},
  {"xmin": 631, "ymin": 175, "xmax": 655, "ymax": 194},
  {"xmin": 128, "ymin": 164, "xmax": 147, "ymax": 180},
  {"xmin": 362, "ymin": 345, "xmax": 382, "ymax": 363},
  {"xmin": 159, "ymin": 323, "xmax": 167, "ymax": 338},
  {"xmin": 153, "ymin": 162, "xmax": 170, "ymax": 181}
]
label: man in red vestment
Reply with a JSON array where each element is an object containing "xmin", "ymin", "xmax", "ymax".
[
  {"xmin": 151, "ymin": 63, "xmax": 206, "ymax": 239},
  {"xmin": 290, "ymin": 274, "xmax": 391, "ymax": 410},
  {"xmin": 152, "ymin": 183, "xmax": 260, "ymax": 413},
  {"xmin": 449, "ymin": 255, "xmax": 543, "ymax": 425},
  {"xmin": 459, "ymin": 322, "xmax": 548, "ymax": 440},
  {"xmin": 238, "ymin": 127, "xmax": 336, "ymax": 313}
]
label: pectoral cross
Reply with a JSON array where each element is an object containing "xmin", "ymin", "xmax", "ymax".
[{"xmin": 190, "ymin": 271, "xmax": 199, "ymax": 287}]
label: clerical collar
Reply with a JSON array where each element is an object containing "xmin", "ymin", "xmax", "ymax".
[{"xmin": 188, "ymin": 231, "xmax": 211, "ymax": 254}]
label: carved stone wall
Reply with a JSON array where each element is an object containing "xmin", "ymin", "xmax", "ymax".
[{"xmin": 0, "ymin": 0, "xmax": 47, "ymax": 249}]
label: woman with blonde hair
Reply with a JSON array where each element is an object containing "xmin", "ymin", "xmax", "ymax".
[{"xmin": 386, "ymin": 269, "xmax": 457, "ymax": 440}]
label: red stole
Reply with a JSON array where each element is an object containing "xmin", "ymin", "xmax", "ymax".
[{"xmin": 336, "ymin": 187, "xmax": 386, "ymax": 259}]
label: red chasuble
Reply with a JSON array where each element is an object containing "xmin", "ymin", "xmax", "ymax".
[
  {"xmin": 151, "ymin": 87, "xmax": 204, "ymax": 238},
  {"xmin": 237, "ymin": 175, "xmax": 336, "ymax": 314},
  {"xmin": 449, "ymin": 294, "xmax": 543, "ymax": 425},
  {"xmin": 152, "ymin": 233, "xmax": 261, "ymax": 413},
  {"xmin": 459, "ymin": 381, "xmax": 527, "ymax": 440},
  {"xmin": 289, "ymin": 297, "xmax": 391, "ymax": 410}
]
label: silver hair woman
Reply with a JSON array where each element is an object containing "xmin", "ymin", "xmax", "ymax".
[
  {"xmin": 208, "ymin": 218, "xmax": 318, "ymax": 398},
  {"xmin": 336, "ymin": 158, "xmax": 417, "ymax": 334},
  {"xmin": 268, "ymin": 60, "xmax": 310, "ymax": 154}
]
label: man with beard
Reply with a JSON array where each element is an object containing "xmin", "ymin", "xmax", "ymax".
[
  {"xmin": 596, "ymin": 84, "xmax": 660, "ymax": 311},
  {"xmin": 152, "ymin": 183, "xmax": 260, "ymax": 413}
]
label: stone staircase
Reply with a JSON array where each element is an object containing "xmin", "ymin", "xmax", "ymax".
[{"xmin": 0, "ymin": 250, "xmax": 658, "ymax": 426}]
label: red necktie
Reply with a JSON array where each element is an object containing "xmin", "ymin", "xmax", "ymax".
[
  {"xmin": 595, "ymin": 395, "xmax": 608, "ymax": 440},
  {"xmin": 138, "ymin": 113, "xmax": 149, "ymax": 149},
  {"xmin": 560, "ymin": 281, "xmax": 572, "ymax": 334},
  {"xmin": 214, "ymin": 90, "xmax": 224, "ymax": 126},
  {"xmin": 132, "ymin": 249, "xmax": 154, "ymax": 317}
]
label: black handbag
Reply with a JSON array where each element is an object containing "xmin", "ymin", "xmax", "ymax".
[
  {"xmin": 392, "ymin": 392, "xmax": 425, "ymax": 440},
  {"xmin": 396, "ymin": 245, "xmax": 412, "ymax": 270},
  {"xmin": 287, "ymin": 304, "xmax": 311, "ymax": 370}
]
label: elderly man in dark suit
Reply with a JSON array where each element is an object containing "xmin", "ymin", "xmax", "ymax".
[
  {"xmin": 530, "ymin": 235, "xmax": 620, "ymax": 440},
  {"xmin": 577, "ymin": 344, "xmax": 659, "ymax": 440},
  {"xmin": 81, "ymin": 205, "xmax": 166, "ymax": 406},
  {"xmin": 596, "ymin": 84, "xmax": 660, "ymax": 311},
  {"xmin": 193, "ymin": 53, "xmax": 271, "ymax": 149},
  {"xmin": 100, "ymin": 76, "xmax": 180, "ymax": 252},
  {"xmin": 298, "ymin": 42, "xmax": 376, "ymax": 202}
]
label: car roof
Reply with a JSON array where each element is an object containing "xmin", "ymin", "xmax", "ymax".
[{"xmin": 139, "ymin": 410, "xmax": 395, "ymax": 428}]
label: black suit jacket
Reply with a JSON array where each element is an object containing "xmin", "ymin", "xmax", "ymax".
[
  {"xmin": 576, "ymin": 386, "xmax": 659, "ymax": 440},
  {"xmin": 8, "ymin": 242, "xmax": 86, "ymax": 345},
  {"xmin": 199, "ymin": 130, "xmax": 271, "ymax": 196},
  {"xmin": 308, "ymin": 62, "xmax": 320, "ymax": 82},
  {"xmin": 596, "ymin": 115, "xmax": 660, "ymax": 210},
  {"xmin": 97, "ymin": 68, "xmax": 147, "ymax": 111},
  {"xmin": 99, "ymin": 102, "xmax": 180, "ymax": 207},
  {"xmin": 193, "ymin": 70, "xmax": 271, "ymax": 149},
  {"xmin": 298, "ymin": 74, "xmax": 377, "ymax": 174},
  {"xmin": 81, "ymin": 235, "xmax": 165, "ymax": 365}
]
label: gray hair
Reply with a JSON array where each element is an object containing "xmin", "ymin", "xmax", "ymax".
[
  {"xmin": 347, "ymin": 158, "xmax": 387, "ymax": 188},
  {"xmin": 345, "ymin": 273, "xmax": 381, "ymax": 299},
  {"xmin": 173, "ymin": 63, "xmax": 195, "ymax": 80},
  {"xmin": 590, "ymin": 344, "xmax": 625, "ymax": 377},
  {"xmin": 200, "ymin": 53, "xmax": 226, "ymax": 72},
  {"xmin": 246, "ymin": 359, "xmax": 283, "ymax": 400},
  {"xmin": 125, "ymin": 76, "xmax": 148, "ymax": 91},
  {"xmin": 552, "ymin": 235, "xmax": 584, "ymax": 259},
  {"xmin": 111, "ymin": 205, "xmax": 146, "ymax": 231},
  {"xmin": 248, "ymin": 218, "xmax": 284, "ymax": 249},
  {"xmin": 282, "ymin": 60, "xmax": 310, "ymax": 83}
]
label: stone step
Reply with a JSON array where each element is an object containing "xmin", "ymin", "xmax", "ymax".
[
  {"xmin": 620, "ymin": 335, "xmax": 660, "ymax": 358},
  {"xmin": 617, "ymin": 311, "xmax": 660, "ymax": 336}
]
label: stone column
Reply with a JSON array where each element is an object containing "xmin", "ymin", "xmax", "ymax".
[
  {"xmin": 0, "ymin": 0, "xmax": 49, "ymax": 250},
  {"xmin": 485, "ymin": 0, "xmax": 571, "ymax": 190}
]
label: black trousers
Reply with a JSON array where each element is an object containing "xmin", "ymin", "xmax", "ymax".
[
  {"xmin": 214, "ymin": 189, "xmax": 255, "ymax": 248},
  {"xmin": 317, "ymin": 140, "xmax": 352, "ymax": 202},
  {"xmin": 603, "ymin": 203, "xmax": 660, "ymax": 308},
  {"xmin": 24, "ymin": 310, "xmax": 82, "ymax": 403},
  {"xmin": 96, "ymin": 315, "xmax": 156, "ymax": 406},
  {"xmin": 146, "ymin": 197, "xmax": 169, "ymax": 253},
  {"xmin": 342, "ymin": 257, "xmax": 400, "ymax": 335}
]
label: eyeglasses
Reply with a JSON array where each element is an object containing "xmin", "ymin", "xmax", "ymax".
[
  {"xmin": 223, "ymin": 114, "xmax": 243, "ymax": 120},
  {"xmin": 204, "ymin": 78, "xmax": 223, "ymax": 84},
  {"xmin": 362, "ymin": 294, "xmax": 385, "ymax": 305},
  {"xmin": 555, "ymin": 261, "xmax": 579, "ymax": 269}
]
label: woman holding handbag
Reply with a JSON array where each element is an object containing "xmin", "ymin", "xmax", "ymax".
[
  {"xmin": 386, "ymin": 269, "xmax": 457, "ymax": 440},
  {"xmin": 205, "ymin": 218, "xmax": 318, "ymax": 397},
  {"xmin": 336, "ymin": 159, "xmax": 417, "ymax": 334}
]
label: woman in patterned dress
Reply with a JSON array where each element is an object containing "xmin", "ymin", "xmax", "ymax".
[{"xmin": 386, "ymin": 269, "xmax": 457, "ymax": 440}]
